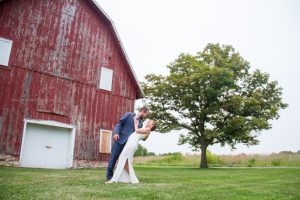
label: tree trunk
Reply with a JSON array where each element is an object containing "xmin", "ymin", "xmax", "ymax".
[{"xmin": 200, "ymin": 145, "xmax": 208, "ymax": 168}]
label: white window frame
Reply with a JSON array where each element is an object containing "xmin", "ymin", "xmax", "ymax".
[
  {"xmin": 99, "ymin": 129, "xmax": 112, "ymax": 153},
  {"xmin": 0, "ymin": 37, "xmax": 13, "ymax": 66},
  {"xmin": 98, "ymin": 67, "xmax": 113, "ymax": 91}
]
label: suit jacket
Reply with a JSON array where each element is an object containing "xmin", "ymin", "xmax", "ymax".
[{"xmin": 113, "ymin": 112, "xmax": 143, "ymax": 144}]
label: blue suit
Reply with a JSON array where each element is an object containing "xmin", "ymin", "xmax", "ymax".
[{"xmin": 106, "ymin": 112, "xmax": 143, "ymax": 180}]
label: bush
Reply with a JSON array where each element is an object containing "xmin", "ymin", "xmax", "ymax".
[
  {"xmin": 271, "ymin": 159, "xmax": 282, "ymax": 166},
  {"xmin": 166, "ymin": 153, "xmax": 183, "ymax": 162},
  {"xmin": 134, "ymin": 151, "xmax": 300, "ymax": 167},
  {"xmin": 147, "ymin": 152, "xmax": 156, "ymax": 156},
  {"xmin": 206, "ymin": 150, "xmax": 220, "ymax": 166},
  {"xmin": 142, "ymin": 152, "xmax": 183, "ymax": 166},
  {"xmin": 134, "ymin": 144, "xmax": 156, "ymax": 157},
  {"xmin": 248, "ymin": 158, "xmax": 256, "ymax": 167}
]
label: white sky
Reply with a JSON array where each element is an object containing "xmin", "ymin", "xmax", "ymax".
[{"xmin": 97, "ymin": 0, "xmax": 300, "ymax": 155}]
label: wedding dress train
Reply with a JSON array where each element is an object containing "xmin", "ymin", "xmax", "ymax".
[{"xmin": 110, "ymin": 132, "xmax": 146, "ymax": 184}]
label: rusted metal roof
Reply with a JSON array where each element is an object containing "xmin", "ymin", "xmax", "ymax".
[{"xmin": 89, "ymin": 0, "xmax": 144, "ymax": 99}]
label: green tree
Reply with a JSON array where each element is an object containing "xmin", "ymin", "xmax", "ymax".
[
  {"xmin": 134, "ymin": 144, "xmax": 155, "ymax": 157},
  {"xmin": 142, "ymin": 43, "xmax": 288, "ymax": 168}
]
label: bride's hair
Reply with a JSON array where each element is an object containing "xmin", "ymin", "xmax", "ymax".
[{"xmin": 149, "ymin": 120, "xmax": 156, "ymax": 131}]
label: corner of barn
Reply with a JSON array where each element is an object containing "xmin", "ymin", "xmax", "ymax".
[{"xmin": 0, "ymin": 0, "xmax": 143, "ymax": 169}]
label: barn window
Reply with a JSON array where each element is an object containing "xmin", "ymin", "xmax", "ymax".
[
  {"xmin": 0, "ymin": 37, "xmax": 13, "ymax": 66},
  {"xmin": 99, "ymin": 129, "xmax": 112, "ymax": 153},
  {"xmin": 99, "ymin": 67, "xmax": 113, "ymax": 91}
]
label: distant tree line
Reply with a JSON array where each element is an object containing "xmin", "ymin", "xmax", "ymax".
[{"xmin": 134, "ymin": 144, "xmax": 156, "ymax": 157}]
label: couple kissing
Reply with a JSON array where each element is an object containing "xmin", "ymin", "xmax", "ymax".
[{"xmin": 106, "ymin": 106, "xmax": 156, "ymax": 184}]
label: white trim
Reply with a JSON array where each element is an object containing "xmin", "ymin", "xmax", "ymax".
[
  {"xmin": 19, "ymin": 121, "xmax": 28, "ymax": 167},
  {"xmin": 99, "ymin": 67, "xmax": 113, "ymax": 91},
  {"xmin": 23, "ymin": 119, "xmax": 75, "ymax": 129},
  {"xmin": 19, "ymin": 119, "xmax": 77, "ymax": 168},
  {"xmin": 99, "ymin": 129, "xmax": 112, "ymax": 153},
  {"xmin": 0, "ymin": 37, "xmax": 13, "ymax": 66}
]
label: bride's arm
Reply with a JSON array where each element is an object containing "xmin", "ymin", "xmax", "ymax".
[
  {"xmin": 136, "ymin": 127, "xmax": 150, "ymax": 134},
  {"xmin": 134, "ymin": 117, "xmax": 150, "ymax": 134}
]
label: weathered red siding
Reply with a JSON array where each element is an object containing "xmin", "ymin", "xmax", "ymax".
[{"xmin": 0, "ymin": 0, "xmax": 140, "ymax": 161}]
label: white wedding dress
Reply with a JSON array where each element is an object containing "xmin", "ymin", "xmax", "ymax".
[{"xmin": 110, "ymin": 132, "xmax": 146, "ymax": 184}]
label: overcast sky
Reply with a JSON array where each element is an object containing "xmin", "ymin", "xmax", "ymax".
[{"xmin": 98, "ymin": 0, "xmax": 300, "ymax": 155}]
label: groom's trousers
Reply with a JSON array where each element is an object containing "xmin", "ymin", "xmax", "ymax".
[{"xmin": 106, "ymin": 141, "xmax": 125, "ymax": 180}]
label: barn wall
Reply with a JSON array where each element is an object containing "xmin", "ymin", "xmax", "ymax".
[{"xmin": 0, "ymin": 0, "xmax": 138, "ymax": 160}]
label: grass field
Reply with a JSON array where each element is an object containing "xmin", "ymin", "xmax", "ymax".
[
  {"xmin": 134, "ymin": 152, "xmax": 300, "ymax": 167},
  {"xmin": 1, "ymin": 166, "xmax": 300, "ymax": 200}
]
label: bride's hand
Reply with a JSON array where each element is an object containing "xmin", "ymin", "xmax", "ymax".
[
  {"xmin": 134, "ymin": 116, "xmax": 139, "ymax": 124},
  {"xmin": 142, "ymin": 134, "xmax": 149, "ymax": 141}
]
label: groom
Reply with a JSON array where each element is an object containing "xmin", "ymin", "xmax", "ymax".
[{"xmin": 106, "ymin": 106, "xmax": 150, "ymax": 181}]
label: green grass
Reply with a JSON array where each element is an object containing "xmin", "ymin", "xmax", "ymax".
[{"xmin": 0, "ymin": 166, "xmax": 300, "ymax": 200}]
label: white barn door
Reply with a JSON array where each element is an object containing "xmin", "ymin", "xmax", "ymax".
[{"xmin": 20, "ymin": 120, "xmax": 76, "ymax": 169}]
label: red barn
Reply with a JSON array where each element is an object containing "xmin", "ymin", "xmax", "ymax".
[{"xmin": 0, "ymin": 0, "xmax": 143, "ymax": 168}]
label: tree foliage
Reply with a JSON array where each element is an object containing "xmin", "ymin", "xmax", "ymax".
[
  {"xmin": 142, "ymin": 43, "xmax": 288, "ymax": 168},
  {"xmin": 134, "ymin": 144, "xmax": 155, "ymax": 157}
]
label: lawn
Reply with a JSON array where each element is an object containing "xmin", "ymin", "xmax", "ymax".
[{"xmin": 0, "ymin": 166, "xmax": 299, "ymax": 200}]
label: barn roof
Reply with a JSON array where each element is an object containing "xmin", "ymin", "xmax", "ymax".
[{"xmin": 89, "ymin": 0, "xmax": 144, "ymax": 99}]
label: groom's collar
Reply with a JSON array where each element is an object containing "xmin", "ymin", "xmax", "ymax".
[
  {"xmin": 135, "ymin": 112, "xmax": 139, "ymax": 118},
  {"xmin": 135, "ymin": 112, "xmax": 142, "ymax": 120}
]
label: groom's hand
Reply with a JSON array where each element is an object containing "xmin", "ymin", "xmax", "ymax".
[{"xmin": 113, "ymin": 134, "xmax": 119, "ymax": 141}]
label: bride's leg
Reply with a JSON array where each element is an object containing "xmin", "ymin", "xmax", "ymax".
[{"xmin": 124, "ymin": 159, "xmax": 129, "ymax": 174}]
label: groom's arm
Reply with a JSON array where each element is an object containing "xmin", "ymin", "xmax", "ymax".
[{"xmin": 113, "ymin": 112, "xmax": 131, "ymax": 136}]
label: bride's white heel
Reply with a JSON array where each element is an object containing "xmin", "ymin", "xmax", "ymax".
[{"xmin": 105, "ymin": 180, "xmax": 114, "ymax": 184}]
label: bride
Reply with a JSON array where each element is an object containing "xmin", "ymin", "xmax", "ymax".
[{"xmin": 106, "ymin": 118, "xmax": 156, "ymax": 184}]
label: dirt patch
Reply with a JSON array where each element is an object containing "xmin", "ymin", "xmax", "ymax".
[
  {"xmin": 72, "ymin": 160, "xmax": 107, "ymax": 168},
  {"xmin": 0, "ymin": 154, "xmax": 19, "ymax": 167},
  {"xmin": 0, "ymin": 154, "xmax": 107, "ymax": 168}
]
